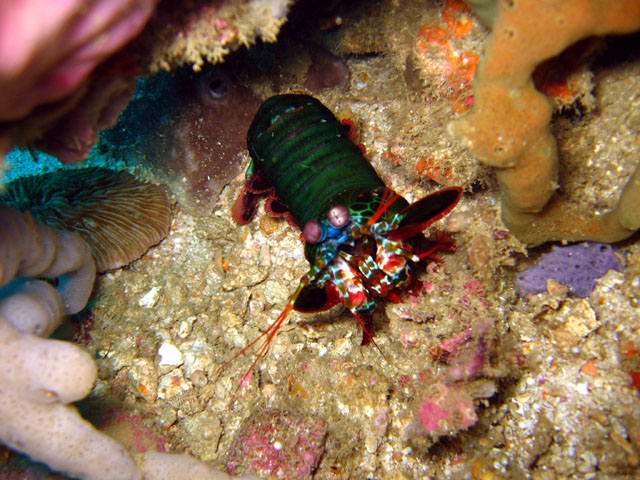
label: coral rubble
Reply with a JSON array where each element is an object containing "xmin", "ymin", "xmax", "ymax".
[
  {"xmin": 451, "ymin": 0, "xmax": 640, "ymax": 244},
  {"xmin": 328, "ymin": 0, "xmax": 490, "ymax": 192},
  {"xmin": 227, "ymin": 408, "xmax": 327, "ymax": 479}
]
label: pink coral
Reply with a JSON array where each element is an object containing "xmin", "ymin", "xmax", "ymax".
[
  {"xmin": 418, "ymin": 383, "xmax": 478, "ymax": 435},
  {"xmin": 0, "ymin": 0, "xmax": 158, "ymax": 121},
  {"xmin": 446, "ymin": 326, "xmax": 490, "ymax": 381},
  {"xmin": 227, "ymin": 409, "xmax": 326, "ymax": 479},
  {"xmin": 108, "ymin": 411, "xmax": 167, "ymax": 454},
  {"xmin": 437, "ymin": 328, "xmax": 473, "ymax": 359},
  {"xmin": 418, "ymin": 399, "xmax": 452, "ymax": 433}
]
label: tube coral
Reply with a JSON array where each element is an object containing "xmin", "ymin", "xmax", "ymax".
[
  {"xmin": 0, "ymin": 205, "xmax": 142, "ymax": 480},
  {"xmin": 0, "ymin": 204, "xmax": 96, "ymax": 315},
  {"xmin": 451, "ymin": 0, "xmax": 640, "ymax": 244},
  {"xmin": 1, "ymin": 167, "xmax": 172, "ymax": 272}
]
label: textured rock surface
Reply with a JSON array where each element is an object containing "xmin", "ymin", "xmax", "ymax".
[{"xmin": 2, "ymin": 1, "xmax": 640, "ymax": 479}]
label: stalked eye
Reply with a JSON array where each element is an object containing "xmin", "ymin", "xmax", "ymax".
[
  {"xmin": 197, "ymin": 70, "xmax": 230, "ymax": 104},
  {"xmin": 327, "ymin": 205, "xmax": 349, "ymax": 228},
  {"xmin": 303, "ymin": 220, "xmax": 323, "ymax": 243}
]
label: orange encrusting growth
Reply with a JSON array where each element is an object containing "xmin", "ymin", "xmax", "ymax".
[
  {"xmin": 415, "ymin": 0, "xmax": 479, "ymax": 114},
  {"xmin": 539, "ymin": 77, "xmax": 580, "ymax": 103},
  {"xmin": 415, "ymin": 156, "xmax": 453, "ymax": 184}
]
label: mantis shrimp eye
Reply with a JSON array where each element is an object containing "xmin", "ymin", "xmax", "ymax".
[
  {"xmin": 327, "ymin": 205, "xmax": 350, "ymax": 228},
  {"xmin": 303, "ymin": 220, "xmax": 323, "ymax": 243}
]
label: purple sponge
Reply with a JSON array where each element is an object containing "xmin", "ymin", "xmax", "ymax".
[{"xmin": 517, "ymin": 243, "xmax": 623, "ymax": 297}]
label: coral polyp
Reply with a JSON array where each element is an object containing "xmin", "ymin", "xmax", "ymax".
[{"xmin": 1, "ymin": 167, "xmax": 171, "ymax": 272}]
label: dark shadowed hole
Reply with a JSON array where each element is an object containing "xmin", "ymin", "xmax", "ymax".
[{"xmin": 208, "ymin": 77, "xmax": 229, "ymax": 98}]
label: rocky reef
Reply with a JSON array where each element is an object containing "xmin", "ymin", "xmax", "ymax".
[
  {"xmin": 0, "ymin": 205, "xmax": 254, "ymax": 480},
  {"xmin": 451, "ymin": 0, "xmax": 640, "ymax": 244},
  {"xmin": 1, "ymin": 0, "xmax": 639, "ymax": 479}
]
